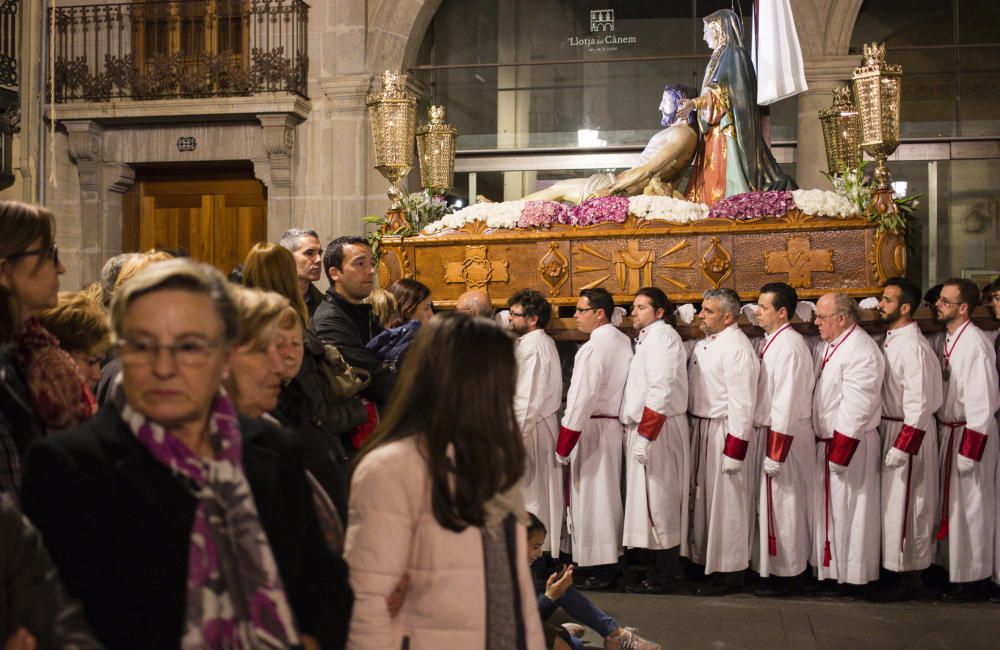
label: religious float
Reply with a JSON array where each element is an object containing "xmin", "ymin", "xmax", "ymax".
[{"xmin": 365, "ymin": 12, "xmax": 913, "ymax": 318}]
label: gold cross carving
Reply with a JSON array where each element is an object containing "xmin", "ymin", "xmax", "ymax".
[
  {"xmin": 443, "ymin": 245, "xmax": 509, "ymax": 290},
  {"xmin": 764, "ymin": 236, "xmax": 834, "ymax": 288}
]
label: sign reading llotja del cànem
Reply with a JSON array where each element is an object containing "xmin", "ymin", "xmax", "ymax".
[{"xmin": 566, "ymin": 9, "xmax": 638, "ymax": 53}]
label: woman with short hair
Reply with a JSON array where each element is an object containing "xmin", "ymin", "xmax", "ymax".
[
  {"xmin": 345, "ymin": 312, "xmax": 545, "ymax": 650},
  {"xmin": 38, "ymin": 292, "xmax": 113, "ymax": 392},
  {"xmin": 21, "ymin": 258, "xmax": 352, "ymax": 650}
]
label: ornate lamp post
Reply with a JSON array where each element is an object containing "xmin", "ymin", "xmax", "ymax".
[
  {"xmin": 366, "ymin": 70, "xmax": 417, "ymax": 228},
  {"xmin": 852, "ymin": 42, "xmax": 902, "ymax": 215},
  {"xmin": 415, "ymin": 106, "xmax": 457, "ymax": 197},
  {"xmin": 819, "ymin": 85, "xmax": 861, "ymax": 176}
]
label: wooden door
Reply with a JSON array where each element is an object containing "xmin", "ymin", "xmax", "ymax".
[{"xmin": 122, "ymin": 175, "xmax": 268, "ymax": 275}]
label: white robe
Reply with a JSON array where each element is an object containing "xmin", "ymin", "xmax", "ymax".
[
  {"xmin": 879, "ymin": 322, "xmax": 943, "ymax": 572},
  {"xmin": 751, "ymin": 325, "xmax": 816, "ymax": 578},
  {"xmin": 557, "ymin": 324, "xmax": 633, "ymax": 567},
  {"xmin": 688, "ymin": 324, "xmax": 759, "ymax": 574},
  {"xmin": 811, "ymin": 324, "xmax": 884, "ymax": 584},
  {"xmin": 620, "ymin": 320, "xmax": 690, "ymax": 554},
  {"xmin": 933, "ymin": 321, "xmax": 999, "ymax": 583},
  {"xmin": 514, "ymin": 328, "xmax": 564, "ymax": 556}
]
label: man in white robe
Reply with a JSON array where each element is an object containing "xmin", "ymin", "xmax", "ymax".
[
  {"xmin": 811, "ymin": 293, "xmax": 884, "ymax": 589},
  {"xmin": 932, "ymin": 278, "xmax": 1000, "ymax": 601},
  {"xmin": 508, "ymin": 289, "xmax": 563, "ymax": 557},
  {"xmin": 874, "ymin": 277, "xmax": 943, "ymax": 601},
  {"xmin": 750, "ymin": 283, "xmax": 815, "ymax": 597},
  {"xmin": 688, "ymin": 288, "xmax": 759, "ymax": 596},
  {"xmin": 620, "ymin": 288, "xmax": 690, "ymax": 595},
  {"xmin": 555, "ymin": 288, "xmax": 633, "ymax": 589}
]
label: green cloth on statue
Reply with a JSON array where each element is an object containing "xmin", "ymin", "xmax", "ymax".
[{"xmin": 702, "ymin": 9, "xmax": 796, "ymax": 194}]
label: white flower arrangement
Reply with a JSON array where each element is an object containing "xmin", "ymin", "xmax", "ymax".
[
  {"xmin": 791, "ymin": 189, "xmax": 858, "ymax": 218},
  {"xmin": 629, "ymin": 195, "xmax": 709, "ymax": 224},
  {"xmin": 422, "ymin": 201, "xmax": 526, "ymax": 234}
]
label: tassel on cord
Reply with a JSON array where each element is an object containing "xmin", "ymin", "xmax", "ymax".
[{"xmin": 49, "ymin": 0, "xmax": 57, "ymax": 188}]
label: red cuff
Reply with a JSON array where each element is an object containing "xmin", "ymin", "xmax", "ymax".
[
  {"xmin": 828, "ymin": 430, "xmax": 860, "ymax": 466},
  {"xmin": 637, "ymin": 407, "xmax": 668, "ymax": 441},
  {"xmin": 959, "ymin": 427, "xmax": 988, "ymax": 462},
  {"xmin": 557, "ymin": 426, "xmax": 582, "ymax": 457},
  {"xmin": 892, "ymin": 424, "xmax": 925, "ymax": 455},
  {"xmin": 351, "ymin": 401, "xmax": 379, "ymax": 450},
  {"xmin": 766, "ymin": 429, "xmax": 794, "ymax": 462},
  {"xmin": 723, "ymin": 433, "xmax": 749, "ymax": 460}
]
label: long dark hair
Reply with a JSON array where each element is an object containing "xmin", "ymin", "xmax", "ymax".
[
  {"xmin": 0, "ymin": 201, "xmax": 56, "ymax": 342},
  {"xmin": 357, "ymin": 312, "xmax": 524, "ymax": 532}
]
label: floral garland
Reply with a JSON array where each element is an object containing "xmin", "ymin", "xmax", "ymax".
[
  {"xmin": 628, "ymin": 195, "xmax": 709, "ymax": 224},
  {"xmin": 791, "ymin": 189, "xmax": 858, "ymax": 217},
  {"xmin": 517, "ymin": 200, "xmax": 568, "ymax": 228},
  {"xmin": 566, "ymin": 196, "xmax": 630, "ymax": 226},
  {"xmin": 707, "ymin": 191, "xmax": 796, "ymax": 220}
]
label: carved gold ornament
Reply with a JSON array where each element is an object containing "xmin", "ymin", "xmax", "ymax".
[
  {"xmin": 764, "ymin": 236, "xmax": 834, "ymax": 289},
  {"xmin": 538, "ymin": 243, "xmax": 570, "ymax": 296},
  {"xmin": 444, "ymin": 246, "xmax": 510, "ymax": 290},
  {"xmin": 699, "ymin": 237, "xmax": 732, "ymax": 288}
]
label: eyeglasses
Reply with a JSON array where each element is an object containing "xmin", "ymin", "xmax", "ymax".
[
  {"xmin": 509, "ymin": 310, "xmax": 525, "ymax": 318},
  {"xmin": 575, "ymin": 307, "xmax": 598, "ymax": 314},
  {"xmin": 814, "ymin": 311, "xmax": 844, "ymax": 322},
  {"xmin": 935, "ymin": 297, "xmax": 961, "ymax": 307},
  {"xmin": 6, "ymin": 244, "xmax": 59, "ymax": 267},
  {"xmin": 116, "ymin": 338, "xmax": 223, "ymax": 367}
]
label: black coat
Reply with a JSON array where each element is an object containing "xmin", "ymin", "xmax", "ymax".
[
  {"xmin": 312, "ymin": 289, "xmax": 395, "ymax": 407},
  {"xmin": 273, "ymin": 331, "xmax": 367, "ymax": 519},
  {"xmin": 0, "ymin": 495, "xmax": 104, "ymax": 649},
  {"xmin": 0, "ymin": 345, "xmax": 45, "ymax": 498},
  {"xmin": 19, "ymin": 404, "xmax": 353, "ymax": 650}
]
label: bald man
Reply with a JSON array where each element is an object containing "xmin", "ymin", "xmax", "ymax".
[{"xmin": 456, "ymin": 290, "xmax": 493, "ymax": 318}]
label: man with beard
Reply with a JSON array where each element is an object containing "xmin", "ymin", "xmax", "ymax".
[
  {"xmin": 933, "ymin": 278, "xmax": 999, "ymax": 601},
  {"xmin": 750, "ymin": 283, "xmax": 815, "ymax": 597},
  {"xmin": 620, "ymin": 288, "xmax": 690, "ymax": 595},
  {"xmin": 279, "ymin": 227, "xmax": 325, "ymax": 318},
  {"xmin": 507, "ymin": 289, "xmax": 563, "ymax": 558},
  {"xmin": 873, "ymin": 277, "xmax": 943, "ymax": 601},
  {"xmin": 811, "ymin": 293, "xmax": 884, "ymax": 592},
  {"xmin": 556, "ymin": 288, "xmax": 633, "ymax": 589},
  {"xmin": 688, "ymin": 288, "xmax": 759, "ymax": 596}
]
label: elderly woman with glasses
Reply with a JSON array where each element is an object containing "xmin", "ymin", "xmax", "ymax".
[{"xmin": 20, "ymin": 258, "xmax": 352, "ymax": 650}]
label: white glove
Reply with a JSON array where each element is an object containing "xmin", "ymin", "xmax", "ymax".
[
  {"xmin": 721, "ymin": 455, "xmax": 743, "ymax": 475},
  {"xmin": 858, "ymin": 297, "xmax": 880, "ymax": 310},
  {"xmin": 633, "ymin": 436, "xmax": 651, "ymax": 465},
  {"xmin": 556, "ymin": 453, "xmax": 570, "ymax": 466},
  {"xmin": 763, "ymin": 457, "xmax": 783, "ymax": 477},
  {"xmin": 828, "ymin": 460, "xmax": 848, "ymax": 474},
  {"xmin": 611, "ymin": 306, "xmax": 626, "ymax": 327},
  {"xmin": 956, "ymin": 453, "xmax": 976, "ymax": 476},
  {"xmin": 884, "ymin": 447, "xmax": 909, "ymax": 468},
  {"xmin": 741, "ymin": 303, "xmax": 760, "ymax": 327},
  {"xmin": 676, "ymin": 303, "xmax": 696, "ymax": 324},
  {"xmin": 494, "ymin": 309, "xmax": 511, "ymax": 330},
  {"xmin": 794, "ymin": 301, "xmax": 815, "ymax": 323}
]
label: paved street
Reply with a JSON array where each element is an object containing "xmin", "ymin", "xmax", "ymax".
[{"xmin": 556, "ymin": 589, "xmax": 1000, "ymax": 649}]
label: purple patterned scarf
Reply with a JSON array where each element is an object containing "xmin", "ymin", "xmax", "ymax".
[{"xmin": 112, "ymin": 381, "xmax": 300, "ymax": 649}]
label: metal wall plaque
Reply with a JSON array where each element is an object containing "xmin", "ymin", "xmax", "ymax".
[{"xmin": 177, "ymin": 136, "xmax": 197, "ymax": 152}]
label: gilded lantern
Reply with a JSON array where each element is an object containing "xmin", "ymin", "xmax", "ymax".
[
  {"xmin": 819, "ymin": 86, "xmax": 861, "ymax": 175},
  {"xmin": 852, "ymin": 43, "xmax": 903, "ymax": 214},
  {"xmin": 415, "ymin": 106, "xmax": 458, "ymax": 196},
  {"xmin": 366, "ymin": 71, "xmax": 418, "ymax": 210}
]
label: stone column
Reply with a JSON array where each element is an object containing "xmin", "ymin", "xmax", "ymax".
[
  {"xmin": 321, "ymin": 73, "xmax": 372, "ymax": 239},
  {"xmin": 797, "ymin": 56, "xmax": 861, "ymax": 190},
  {"xmin": 64, "ymin": 120, "xmax": 106, "ymax": 284},
  {"xmin": 258, "ymin": 113, "xmax": 304, "ymax": 242}
]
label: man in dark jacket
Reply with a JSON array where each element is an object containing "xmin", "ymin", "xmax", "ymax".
[
  {"xmin": 279, "ymin": 227, "xmax": 326, "ymax": 319},
  {"xmin": 312, "ymin": 236, "xmax": 395, "ymax": 408}
]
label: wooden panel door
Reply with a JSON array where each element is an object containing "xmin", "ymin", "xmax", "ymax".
[{"xmin": 123, "ymin": 176, "xmax": 267, "ymax": 275}]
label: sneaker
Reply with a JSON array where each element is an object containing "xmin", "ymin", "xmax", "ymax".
[
  {"xmin": 604, "ymin": 627, "xmax": 662, "ymax": 650},
  {"xmin": 561, "ymin": 623, "xmax": 586, "ymax": 638}
]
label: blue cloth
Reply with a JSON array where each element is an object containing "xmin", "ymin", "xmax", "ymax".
[
  {"xmin": 537, "ymin": 586, "xmax": 617, "ymax": 638},
  {"xmin": 364, "ymin": 320, "xmax": 421, "ymax": 367}
]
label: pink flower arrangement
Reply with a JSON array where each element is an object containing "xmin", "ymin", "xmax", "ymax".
[
  {"xmin": 707, "ymin": 191, "xmax": 796, "ymax": 221},
  {"xmin": 566, "ymin": 196, "xmax": 630, "ymax": 226},
  {"xmin": 517, "ymin": 200, "xmax": 568, "ymax": 228}
]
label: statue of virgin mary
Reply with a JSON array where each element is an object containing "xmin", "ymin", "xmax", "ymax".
[{"xmin": 682, "ymin": 9, "xmax": 796, "ymax": 206}]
